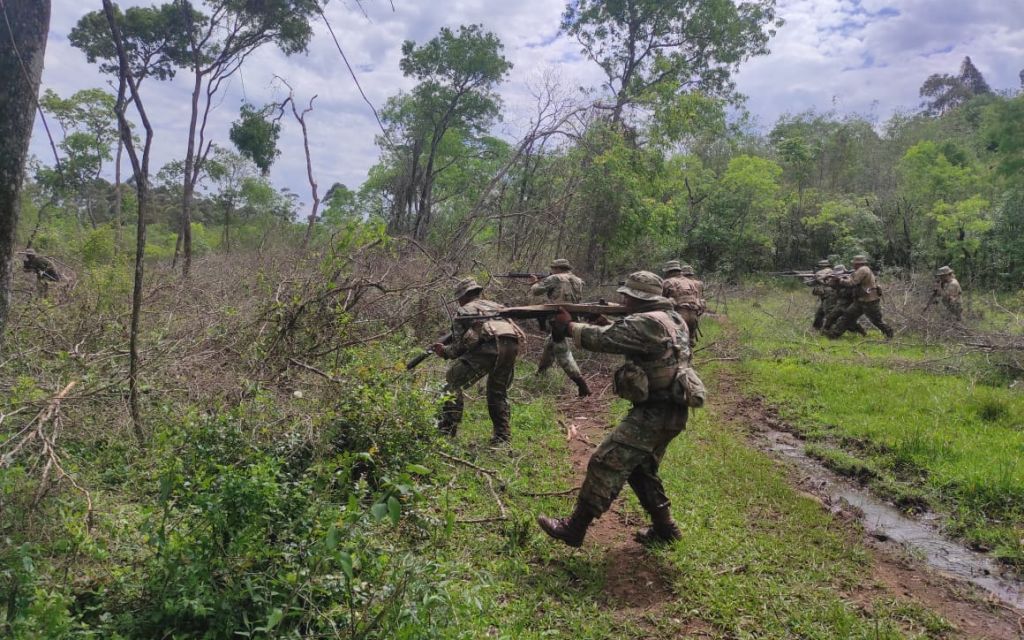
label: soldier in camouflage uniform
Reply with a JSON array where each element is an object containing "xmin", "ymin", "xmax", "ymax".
[
  {"xmin": 661, "ymin": 260, "xmax": 704, "ymax": 349},
  {"xmin": 810, "ymin": 259, "xmax": 833, "ymax": 330},
  {"xmin": 826, "ymin": 256, "xmax": 893, "ymax": 339},
  {"xmin": 529, "ymin": 258, "xmax": 590, "ymax": 396},
  {"xmin": 934, "ymin": 266, "xmax": 963, "ymax": 321},
  {"xmin": 821, "ymin": 265, "xmax": 866, "ymax": 336},
  {"xmin": 433, "ymin": 278, "xmax": 524, "ymax": 445},
  {"xmin": 537, "ymin": 271, "xmax": 690, "ymax": 547},
  {"xmin": 22, "ymin": 249, "xmax": 60, "ymax": 296}
]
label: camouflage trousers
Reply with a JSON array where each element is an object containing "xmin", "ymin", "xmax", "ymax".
[
  {"xmin": 827, "ymin": 299, "xmax": 893, "ymax": 339},
  {"xmin": 576, "ymin": 399, "xmax": 688, "ymax": 518},
  {"xmin": 942, "ymin": 298, "xmax": 963, "ymax": 322},
  {"xmin": 822, "ymin": 299, "xmax": 865, "ymax": 335},
  {"xmin": 438, "ymin": 337, "xmax": 519, "ymax": 441},
  {"xmin": 813, "ymin": 296, "xmax": 834, "ymax": 330},
  {"xmin": 679, "ymin": 308, "xmax": 700, "ymax": 348},
  {"xmin": 537, "ymin": 335, "xmax": 581, "ymax": 378}
]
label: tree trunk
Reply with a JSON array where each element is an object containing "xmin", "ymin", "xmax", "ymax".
[
  {"xmin": 113, "ymin": 135, "xmax": 123, "ymax": 254},
  {"xmin": 176, "ymin": 65, "xmax": 202, "ymax": 276},
  {"xmin": 0, "ymin": 0, "xmax": 51, "ymax": 345}
]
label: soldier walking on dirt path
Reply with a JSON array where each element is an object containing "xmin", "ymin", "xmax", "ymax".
[
  {"xmin": 529, "ymin": 259, "xmax": 591, "ymax": 397},
  {"xmin": 537, "ymin": 271, "xmax": 690, "ymax": 548},
  {"xmin": 933, "ymin": 266, "xmax": 963, "ymax": 321},
  {"xmin": 810, "ymin": 259, "xmax": 833, "ymax": 330},
  {"xmin": 826, "ymin": 255, "xmax": 893, "ymax": 339},
  {"xmin": 661, "ymin": 260, "xmax": 705, "ymax": 349},
  {"xmin": 433, "ymin": 278, "xmax": 524, "ymax": 446}
]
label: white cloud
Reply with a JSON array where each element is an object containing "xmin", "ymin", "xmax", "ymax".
[{"xmin": 31, "ymin": 0, "xmax": 1024, "ymax": 202}]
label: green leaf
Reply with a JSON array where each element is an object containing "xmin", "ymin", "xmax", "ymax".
[
  {"xmin": 387, "ymin": 495, "xmax": 401, "ymax": 525},
  {"xmin": 339, "ymin": 551, "xmax": 353, "ymax": 580},
  {"xmin": 265, "ymin": 608, "xmax": 284, "ymax": 631},
  {"xmin": 371, "ymin": 502, "xmax": 388, "ymax": 521},
  {"xmin": 406, "ymin": 463, "xmax": 431, "ymax": 475},
  {"xmin": 325, "ymin": 523, "xmax": 337, "ymax": 551}
]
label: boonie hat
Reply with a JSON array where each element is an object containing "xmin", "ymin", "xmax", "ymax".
[
  {"xmin": 453, "ymin": 278, "xmax": 483, "ymax": 299},
  {"xmin": 935, "ymin": 265, "xmax": 954, "ymax": 276},
  {"xmin": 851, "ymin": 255, "xmax": 869, "ymax": 265},
  {"xmin": 680, "ymin": 264, "xmax": 696, "ymax": 276},
  {"xmin": 617, "ymin": 271, "xmax": 664, "ymax": 301},
  {"xmin": 817, "ymin": 259, "xmax": 831, "ymax": 268},
  {"xmin": 663, "ymin": 259, "xmax": 682, "ymax": 274},
  {"xmin": 550, "ymin": 258, "xmax": 572, "ymax": 270}
]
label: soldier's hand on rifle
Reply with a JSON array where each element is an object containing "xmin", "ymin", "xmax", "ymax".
[
  {"xmin": 431, "ymin": 343, "xmax": 447, "ymax": 357},
  {"xmin": 591, "ymin": 314, "xmax": 611, "ymax": 326},
  {"xmin": 551, "ymin": 306, "xmax": 572, "ymax": 330},
  {"xmin": 528, "ymin": 274, "xmax": 540, "ymax": 285}
]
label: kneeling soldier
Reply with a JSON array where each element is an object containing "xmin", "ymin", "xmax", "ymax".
[
  {"xmin": 433, "ymin": 278, "xmax": 524, "ymax": 445},
  {"xmin": 537, "ymin": 271, "xmax": 689, "ymax": 547}
]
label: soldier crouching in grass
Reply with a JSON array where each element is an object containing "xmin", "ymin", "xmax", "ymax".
[{"xmin": 537, "ymin": 271, "xmax": 691, "ymax": 547}]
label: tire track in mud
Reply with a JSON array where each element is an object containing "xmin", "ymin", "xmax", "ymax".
[{"xmin": 709, "ymin": 315, "xmax": 1024, "ymax": 640}]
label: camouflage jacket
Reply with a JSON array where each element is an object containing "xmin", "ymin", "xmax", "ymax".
[
  {"xmin": 662, "ymin": 275, "xmax": 705, "ymax": 312},
  {"xmin": 939, "ymin": 278, "xmax": 961, "ymax": 302},
  {"xmin": 837, "ymin": 266, "xmax": 880, "ymax": 302},
  {"xmin": 530, "ymin": 272, "xmax": 584, "ymax": 303},
  {"xmin": 571, "ymin": 299, "xmax": 688, "ymax": 391},
  {"xmin": 23, "ymin": 255, "xmax": 59, "ymax": 281},
  {"xmin": 443, "ymin": 298, "xmax": 523, "ymax": 359},
  {"xmin": 811, "ymin": 268, "xmax": 833, "ymax": 298}
]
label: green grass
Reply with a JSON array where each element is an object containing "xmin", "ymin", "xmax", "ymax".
[{"xmin": 722, "ymin": 291, "xmax": 1024, "ymax": 569}]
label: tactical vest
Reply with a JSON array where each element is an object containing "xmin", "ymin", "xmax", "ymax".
[
  {"xmin": 545, "ymin": 273, "xmax": 584, "ymax": 303},
  {"xmin": 632, "ymin": 310, "xmax": 688, "ymax": 391},
  {"xmin": 459, "ymin": 299, "xmax": 524, "ymax": 341}
]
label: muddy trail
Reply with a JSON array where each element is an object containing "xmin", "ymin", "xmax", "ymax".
[
  {"xmin": 546, "ymin": 319, "xmax": 1024, "ymax": 639},
  {"xmin": 706, "ymin": 316, "xmax": 1024, "ymax": 639}
]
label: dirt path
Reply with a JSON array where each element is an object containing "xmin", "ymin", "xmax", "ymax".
[{"xmin": 707, "ymin": 317, "xmax": 1024, "ymax": 640}]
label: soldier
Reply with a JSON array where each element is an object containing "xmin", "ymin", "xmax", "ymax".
[
  {"xmin": 432, "ymin": 278, "xmax": 524, "ymax": 445},
  {"xmin": 537, "ymin": 271, "xmax": 690, "ymax": 547},
  {"xmin": 934, "ymin": 266, "xmax": 963, "ymax": 321},
  {"xmin": 661, "ymin": 260, "xmax": 704, "ymax": 348},
  {"xmin": 529, "ymin": 258, "xmax": 590, "ymax": 397},
  {"xmin": 826, "ymin": 256, "xmax": 893, "ymax": 339},
  {"xmin": 22, "ymin": 248, "xmax": 60, "ymax": 296},
  {"xmin": 821, "ymin": 265, "xmax": 866, "ymax": 336},
  {"xmin": 810, "ymin": 259, "xmax": 833, "ymax": 330}
]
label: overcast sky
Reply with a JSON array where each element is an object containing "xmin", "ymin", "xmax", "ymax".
[{"xmin": 32, "ymin": 0, "xmax": 1024, "ymax": 208}]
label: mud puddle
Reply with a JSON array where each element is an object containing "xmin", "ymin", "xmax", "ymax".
[{"xmin": 755, "ymin": 416, "xmax": 1024, "ymax": 611}]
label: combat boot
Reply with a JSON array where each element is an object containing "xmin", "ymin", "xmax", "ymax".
[
  {"xmin": 537, "ymin": 505, "xmax": 594, "ymax": 548},
  {"xmin": 569, "ymin": 374, "xmax": 591, "ymax": 397},
  {"xmin": 635, "ymin": 504, "xmax": 682, "ymax": 546}
]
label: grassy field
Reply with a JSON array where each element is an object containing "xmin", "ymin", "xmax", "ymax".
[{"xmin": 716, "ymin": 286, "xmax": 1024, "ymax": 569}]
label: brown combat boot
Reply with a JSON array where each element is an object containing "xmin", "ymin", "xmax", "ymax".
[
  {"xmin": 635, "ymin": 504, "xmax": 682, "ymax": 546},
  {"xmin": 537, "ymin": 505, "xmax": 594, "ymax": 548},
  {"xmin": 569, "ymin": 374, "xmax": 591, "ymax": 397}
]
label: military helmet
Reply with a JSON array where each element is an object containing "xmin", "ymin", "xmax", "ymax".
[
  {"xmin": 680, "ymin": 264, "xmax": 696, "ymax": 276},
  {"xmin": 549, "ymin": 258, "xmax": 572, "ymax": 270},
  {"xmin": 24, "ymin": 248, "xmax": 36, "ymax": 256},
  {"xmin": 817, "ymin": 259, "xmax": 831, "ymax": 268},
  {"xmin": 662, "ymin": 259, "xmax": 682, "ymax": 275},
  {"xmin": 935, "ymin": 265, "xmax": 954, "ymax": 276},
  {"xmin": 617, "ymin": 271, "xmax": 664, "ymax": 301},
  {"xmin": 851, "ymin": 255, "xmax": 869, "ymax": 265},
  {"xmin": 453, "ymin": 278, "xmax": 483, "ymax": 300}
]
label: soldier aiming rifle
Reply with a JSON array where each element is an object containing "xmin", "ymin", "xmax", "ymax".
[
  {"xmin": 19, "ymin": 248, "xmax": 61, "ymax": 296},
  {"xmin": 525, "ymin": 258, "xmax": 590, "ymax": 396}
]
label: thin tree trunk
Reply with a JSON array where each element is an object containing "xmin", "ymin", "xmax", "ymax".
[
  {"xmin": 176, "ymin": 65, "xmax": 202, "ymax": 276},
  {"xmin": 113, "ymin": 135, "xmax": 123, "ymax": 253},
  {"xmin": 0, "ymin": 0, "xmax": 51, "ymax": 345}
]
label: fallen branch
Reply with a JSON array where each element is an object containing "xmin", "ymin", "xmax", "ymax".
[
  {"xmin": 438, "ymin": 451, "xmax": 497, "ymax": 476},
  {"xmin": 520, "ymin": 486, "xmax": 580, "ymax": 497}
]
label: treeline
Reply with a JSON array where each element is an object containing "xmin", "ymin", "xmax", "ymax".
[{"xmin": 21, "ymin": 1, "xmax": 1024, "ymax": 289}]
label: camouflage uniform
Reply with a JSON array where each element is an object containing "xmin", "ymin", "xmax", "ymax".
[
  {"xmin": 827, "ymin": 257, "xmax": 893, "ymax": 339},
  {"xmin": 538, "ymin": 272, "xmax": 690, "ymax": 547},
  {"xmin": 822, "ymin": 266, "xmax": 867, "ymax": 336},
  {"xmin": 810, "ymin": 259, "xmax": 833, "ymax": 330},
  {"xmin": 661, "ymin": 260, "xmax": 704, "ymax": 348},
  {"xmin": 530, "ymin": 259, "xmax": 585, "ymax": 384},
  {"xmin": 438, "ymin": 279, "xmax": 524, "ymax": 443},
  {"xmin": 935, "ymin": 266, "xmax": 963, "ymax": 321},
  {"xmin": 22, "ymin": 249, "xmax": 60, "ymax": 296}
]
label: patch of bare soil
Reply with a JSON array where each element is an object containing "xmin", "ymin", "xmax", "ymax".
[
  {"xmin": 711, "ymin": 317, "xmax": 1024, "ymax": 639},
  {"xmin": 553, "ymin": 371, "xmax": 680, "ymax": 629}
]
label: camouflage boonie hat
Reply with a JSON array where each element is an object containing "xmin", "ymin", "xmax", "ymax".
[
  {"xmin": 851, "ymin": 255, "xmax": 869, "ymax": 265},
  {"xmin": 453, "ymin": 278, "xmax": 483, "ymax": 299},
  {"xmin": 23, "ymin": 248, "xmax": 35, "ymax": 256},
  {"xmin": 550, "ymin": 258, "xmax": 572, "ymax": 270},
  {"xmin": 831, "ymin": 265, "xmax": 847, "ymax": 275},
  {"xmin": 663, "ymin": 259, "xmax": 682, "ymax": 274},
  {"xmin": 680, "ymin": 264, "xmax": 696, "ymax": 276},
  {"xmin": 617, "ymin": 271, "xmax": 664, "ymax": 301},
  {"xmin": 935, "ymin": 265, "xmax": 954, "ymax": 276},
  {"xmin": 817, "ymin": 259, "xmax": 831, "ymax": 268}
]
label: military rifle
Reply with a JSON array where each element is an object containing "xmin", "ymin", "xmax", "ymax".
[
  {"xmin": 404, "ymin": 302, "xmax": 628, "ymax": 371},
  {"xmin": 922, "ymin": 286, "xmax": 940, "ymax": 313},
  {"xmin": 495, "ymin": 272, "xmax": 550, "ymax": 279}
]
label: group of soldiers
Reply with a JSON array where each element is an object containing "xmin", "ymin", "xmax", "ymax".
[
  {"xmin": 807, "ymin": 256, "xmax": 964, "ymax": 336},
  {"xmin": 429, "ymin": 258, "xmax": 708, "ymax": 548}
]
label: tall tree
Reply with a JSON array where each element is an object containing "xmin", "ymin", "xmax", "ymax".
[
  {"xmin": 920, "ymin": 56, "xmax": 994, "ymax": 117},
  {"xmin": 382, "ymin": 24, "xmax": 512, "ymax": 240},
  {"xmin": 170, "ymin": 0, "xmax": 320, "ymax": 275},
  {"xmin": 561, "ymin": 0, "xmax": 780, "ymax": 124},
  {"xmin": 0, "ymin": 0, "xmax": 51, "ymax": 343}
]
